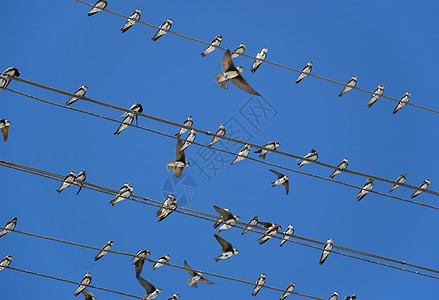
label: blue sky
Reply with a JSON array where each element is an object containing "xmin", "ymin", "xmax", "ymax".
[{"xmin": 1, "ymin": 0, "xmax": 439, "ymax": 299}]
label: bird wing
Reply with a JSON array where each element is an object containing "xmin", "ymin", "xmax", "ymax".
[
  {"xmin": 269, "ymin": 169, "xmax": 284, "ymax": 179},
  {"xmin": 0, "ymin": 125, "xmax": 9, "ymax": 142},
  {"xmin": 283, "ymin": 180, "xmax": 289, "ymax": 195},
  {"xmin": 221, "ymin": 50, "xmax": 237, "ymax": 73},
  {"xmin": 175, "ymin": 139, "xmax": 185, "ymax": 162},
  {"xmin": 258, "ymin": 221, "xmax": 273, "ymax": 228},
  {"xmin": 199, "ymin": 276, "xmax": 215, "ymax": 285},
  {"xmin": 213, "ymin": 205, "xmax": 233, "ymax": 220},
  {"xmin": 184, "ymin": 260, "xmax": 197, "ymax": 277},
  {"xmin": 134, "ymin": 259, "xmax": 145, "ymax": 277},
  {"xmin": 214, "ymin": 234, "xmax": 233, "ymax": 252},
  {"xmin": 230, "ymin": 75, "xmax": 260, "ymax": 96},
  {"xmin": 137, "ymin": 276, "xmax": 155, "ymax": 295},
  {"xmin": 82, "ymin": 289, "xmax": 95, "ymax": 300}
]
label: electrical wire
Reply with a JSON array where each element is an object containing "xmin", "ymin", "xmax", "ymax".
[
  {"xmin": 4, "ymin": 86, "xmax": 439, "ymax": 213},
  {"xmin": 71, "ymin": 0, "xmax": 439, "ymax": 115},
  {"xmin": 2, "ymin": 160, "xmax": 439, "ymax": 280}
]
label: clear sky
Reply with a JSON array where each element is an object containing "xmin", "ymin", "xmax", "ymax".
[{"xmin": 1, "ymin": 1, "xmax": 439, "ymax": 299}]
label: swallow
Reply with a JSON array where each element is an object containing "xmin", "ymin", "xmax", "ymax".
[
  {"xmin": 75, "ymin": 171, "xmax": 87, "ymax": 195},
  {"xmin": 328, "ymin": 292, "xmax": 340, "ymax": 300},
  {"xmin": 121, "ymin": 9, "xmax": 142, "ymax": 33},
  {"xmin": 57, "ymin": 171, "xmax": 77, "ymax": 193},
  {"xmin": 184, "ymin": 260, "xmax": 214, "ymax": 288},
  {"xmin": 269, "ymin": 169, "xmax": 289, "ymax": 195},
  {"xmin": 251, "ymin": 48, "xmax": 268, "ymax": 73},
  {"xmin": 393, "ymin": 92, "xmax": 411, "ymax": 114},
  {"xmin": 114, "ymin": 112, "xmax": 134, "ymax": 135},
  {"xmin": 166, "ymin": 139, "xmax": 191, "ymax": 178},
  {"xmin": 297, "ymin": 149, "xmax": 318, "ymax": 167},
  {"xmin": 152, "ymin": 255, "xmax": 170, "ymax": 270},
  {"xmin": 280, "ymin": 282, "xmax": 296, "ymax": 300},
  {"xmin": 209, "ymin": 125, "xmax": 226, "ymax": 147},
  {"xmin": 137, "ymin": 276, "xmax": 161, "ymax": 300},
  {"xmin": 109, "ymin": 183, "xmax": 134, "ymax": 206},
  {"xmin": 180, "ymin": 129, "xmax": 196, "ymax": 152},
  {"xmin": 132, "ymin": 249, "xmax": 151, "ymax": 277},
  {"xmin": 296, "ymin": 61, "xmax": 312, "ymax": 84},
  {"xmin": 254, "ymin": 141, "xmax": 279, "ymax": 159},
  {"xmin": 411, "ymin": 179, "xmax": 431, "ymax": 198},
  {"xmin": 0, "ymin": 255, "xmax": 12, "ymax": 271},
  {"xmin": 66, "ymin": 86, "xmax": 88, "ymax": 106},
  {"xmin": 389, "ymin": 174, "xmax": 407, "ymax": 193},
  {"xmin": 167, "ymin": 294, "xmax": 180, "ymax": 300},
  {"xmin": 156, "ymin": 194, "xmax": 177, "ymax": 222},
  {"xmin": 87, "ymin": 0, "xmax": 107, "ymax": 16},
  {"xmin": 213, "ymin": 205, "xmax": 239, "ymax": 233},
  {"xmin": 121, "ymin": 103, "xmax": 143, "ymax": 125},
  {"xmin": 94, "ymin": 240, "xmax": 114, "ymax": 261},
  {"xmin": 175, "ymin": 116, "xmax": 193, "ymax": 137},
  {"xmin": 231, "ymin": 144, "xmax": 251, "ymax": 165},
  {"xmin": 215, "ymin": 50, "xmax": 260, "ymax": 95},
  {"xmin": 201, "ymin": 35, "xmax": 222, "ymax": 57},
  {"xmin": 319, "ymin": 238, "xmax": 333, "ymax": 265},
  {"xmin": 258, "ymin": 222, "xmax": 281, "ymax": 245},
  {"xmin": 355, "ymin": 178, "xmax": 374, "ymax": 201},
  {"xmin": 0, "ymin": 76, "xmax": 7, "ymax": 89},
  {"xmin": 338, "ymin": 76, "xmax": 357, "ymax": 97},
  {"xmin": 214, "ymin": 234, "xmax": 239, "ymax": 262},
  {"xmin": 152, "ymin": 19, "xmax": 173, "ymax": 41},
  {"xmin": 74, "ymin": 272, "xmax": 92, "ymax": 296},
  {"xmin": 0, "ymin": 217, "xmax": 17, "ymax": 238},
  {"xmin": 232, "ymin": 43, "xmax": 246, "ymax": 58},
  {"xmin": 280, "ymin": 225, "xmax": 294, "ymax": 247},
  {"xmin": 252, "ymin": 273, "xmax": 266, "ymax": 296},
  {"xmin": 242, "ymin": 216, "xmax": 258, "ymax": 235},
  {"xmin": 367, "ymin": 84, "xmax": 384, "ymax": 108},
  {"xmin": 213, "ymin": 207, "xmax": 229, "ymax": 229},
  {"xmin": 329, "ymin": 158, "xmax": 349, "ymax": 179},
  {"xmin": 81, "ymin": 289, "xmax": 96, "ymax": 300},
  {"xmin": 0, "ymin": 119, "xmax": 11, "ymax": 142},
  {"xmin": 343, "ymin": 295, "xmax": 356, "ymax": 300},
  {"xmin": 1, "ymin": 67, "xmax": 20, "ymax": 89}
]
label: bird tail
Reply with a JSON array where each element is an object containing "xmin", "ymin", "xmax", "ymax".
[
  {"xmin": 254, "ymin": 149, "xmax": 262, "ymax": 153},
  {"xmin": 200, "ymin": 52, "xmax": 206, "ymax": 57},
  {"xmin": 271, "ymin": 181, "xmax": 276, "ymax": 187},
  {"xmin": 214, "ymin": 256, "xmax": 221, "ymax": 262},
  {"xmin": 76, "ymin": 185, "xmax": 83, "ymax": 195},
  {"xmin": 280, "ymin": 240, "xmax": 286, "ymax": 247},
  {"xmin": 260, "ymin": 152, "xmax": 267, "ymax": 159},
  {"xmin": 186, "ymin": 279, "xmax": 198, "ymax": 288},
  {"xmin": 389, "ymin": 185, "xmax": 397, "ymax": 193},
  {"xmin": 393, "ymin": 105, "xmax": 400, "ymax": 114},
  {"xmin": 298, "ymin": 161, "xmax": 304, "ymax": 167},
  {"xmin": 215, "ymin": 74, "xmax": 228, "ymax": 90}
]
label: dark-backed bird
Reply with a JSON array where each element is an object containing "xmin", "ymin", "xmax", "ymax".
[
  {"xmin": 355, "ymin": 178, "xmax": 374, "ymax": 201},
  {"xmin": 329, "ymin": 158, "xmax": 348, "ymax": 179},
  {"xmin": 0, "ymin": 217, "xmax": 17, "ymax": 238},
  {"xmin": 258, "ymin": 222, "xmax": 281, "ymax": 245},
  {"xmin": 66, "ymin": 86, "xmax": 88, "ymax": 106},
  {"xmin": 167, "ymin": 139, "xmax": 190, "ymax": 178},
  {"xmin": 201, "ymin": 35, "xmax": 222, "ymax": 57},
  {"xmin": 411, "ymin": 179, "xmax": 430, "ymax": 198},
  {"xmin": 0, "ymin": 255, "xmax": 12, "ymax": 271},
  {"xmin": 137, "ymin": 276, "xmax": 161, "ymax": 300},
  {"xmin": 180, "ymin": 129, "xmax": 196, "ymax": 152},
  {"xmin": 232, "ymin": 43, "xmax": 246, "ymax": 58},
  {"xmin": 254, "ymin": 141, "xmax": 279, "ymax": 159},
  {"xmin": 209, "ymin": 125, "xmax": 226, "ymax": 147},
  {"xmin": 393, "ymin": 92, "xmax": 411, "ymax": 114},
  {"xmin": 252, "ymin": 273, "xmax": 266, "ymax": 296},
  {"xmin": 175, "ymin": 116, "xmax": 193, "ymax": 137},
  {"xmin": 231, "ymin": 144, "xmax": 251, "ymax": 165},
  {"xmin": 75, "ymin": 171, "xmax": 87, "ymax": 195},
  {"xmin": 319, "ymin": 238, "xmax": 333, "ymax": 265},
  {"xmin": 109, "ymin": 183, "xmax": 134, "ymax": 206},
  {"xmin": 280, "ymin": 225, "xmax": 294, "ymax": 247},
  {"xmin": 338, "ymin": 76, "xmax": 357, "ymax": 97},
  {"xmin": 121, "ymin": 103, "xmax": 143, "ymax": 125},
  {"xmin": 389, "ymin": 174, "xmax": 406, "ymax": 193},
  {"xmin": 57, "ymin": 171, "xmax": 77, "ymax": 193},
  {"xmin": 184, "ymin": 260, "xmax": 214, "ymax": 288},
  {"xmin": 242, "ymin": 216, "xmax": 258, "ymax": 235},
  {"xmin": 152, "ymin": 19, "xmax": 173, "ymax": 41},
  {"xmin": 114, "ymin": 112, "xmax": 134, "ymax": 135},
  {"xmin": 152, "ymin": 255, "xmax": 170, "ymax": 270},
  {"xmin": 367, "ymin": 84, "xmax": 384, "ymax": 108},
  {"xmin": 214, "ymin": 234, "xmax": 239, "ymax": 262},
  {"xmin": 251, "ymin": 48, "xmax": 268, "ymax": 73},
  {"xmin": 269, "ymin": 169, "xmax": 289, "ymax": 195},
  {"xmin": 280, "ymin": 282, "xmax": 296, "ymax": 300},
  {"xmin": 213, "ymin": 205, "xmax": 239, "ymax": 233},
  {"xmin": 0, "ymin": 119, "xmax": 11, "ymax": 142},
  {"xmin": 297, "ymin": 149, "xmax": 318, "ymax": 167},
  {"xmin": 156, "ymin": 194, "xmax": 177, "ymax": 222},
  {"xmin": 132, "ymin": 249, "xmax": 151, "ymax": 277},
  {"xmin": 94, "ymin": 240, "xmax": 113, "ymax": 261},
  {"xmin": 73, "ymin": 272, "xmax": 92, "ymax": 296},
  {"xmin": 87, "ymin": 0, "xmax": 107, "ymax": 16},
  {"xmin": 296, "ymin": 61, "xmax": 312, "ymax": 84},
  {"xmin": 328, "ymin": 292, "xmax": 340, "ymax": 300},
  {"xmin": 121, "ymin": 9, "xmax": 141, "ymax": 33}
]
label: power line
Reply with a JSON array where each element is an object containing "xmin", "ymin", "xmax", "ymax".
[
  {"xmin": 4, "ymin": 86, "xmax": 439, "ymax": 213},
  {"xmin": 2, "ymin": 160, "xmax": 439, "ymax": 280},
  {"xmin": 71, "ymin": 0, "xmax": 439, "ymax": 115}
]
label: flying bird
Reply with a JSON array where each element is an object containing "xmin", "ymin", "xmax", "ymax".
[
  {"xmin": 94, "ymin": 240, "xmax": 114, "ymax": 261},
  {"xmin": 389, "ymin": 174, "xmax": 407, "ymax": 193},
  {"xmin": 81, "ymin": 289, "xmax": 96, "ymax": 300},
  {"xmin": 328, "ymin": 292, "xmax": 340, "ymax": 300},
  {"xmin": 121, "ymin": 103, "xmax": 143, "ymax": 125},
  {"xmin": 296, "ymin": 61, "xmax": 312, "ymax": 84},
  {"xmin": 213, "ymin": 205, "xmax": 239, "ymax": 233},
  {"xmin": 393, "ymin": 92, "xmax": 411, "ymax": 114},
  {"xmin": 152, "ymin": 255, "xmax": 171, "ymax": 271},
  {"xmin": 254, "ymin": 141, "xmax": 279, "ymax": 159},
  {"xmin": 251, "ymin": 48, "xmax": 268, "ymax": 73},
  {"xmin": 201, "ymin": 35, "xmax": 222, "ymax": 57},
  {"xmin": 75, "ymin": 171, "xmax": 87, "ymax": 195},
  {"xmin": 114, "ymin": 112, "xmax": 134, "ymax": 135},
  {"xmin": 215, "ymin": 50, "xmax": 260, "ymax": 95},
  {"xmin": 269, "ymin": 169, "xmax": 289, "ymax": 195},
  {"xmin": 242, "ymin": 216, "xmax": 258, "ymax": 235},
  {"xmin": 109, "ymin": 183, "xmax": 134, "ymax": 206},
  {"xmin": 214, "ymin": 234, "xmax": 239, "ymax": 262},
  {"xmin": 57, "ymin": 171, "xmax": 77, "ymax": 193},
  {"xmin": 319, "ymin": 238, "xmax": 333, "ymax": 265},
  {"xmin": 137, "ymin": 276, "xmax": 161, "ymax": 300},
  {"xmin": 156, "ymin": 194, "xmax": 177, "ymax": 222},
  {"xmin": 343, "ymin": 295, "xmax": 356, "ymax": 300},
  {"xmin": 0, "ymin": 255, "xmax": 12, "ymax": 271},
  {"xmin": 297, "ymin": 149, "xmax": 318, "ymax": 167},
  {"xmin": 411, "ymin": 179, "xmax": 430, "ymax": 198},
  {"xmin": 0, "ymin": 217, "xmax": 17, "ymax": 238},
  {"xmin": 167, "ymin": 139, "xmax": 190, "ymax": 178},
  {"xmin": 355, "ymin": 178, "xmax": 374, "ymax": 201},
  {"xmin": 167, "ymin": 294, "xmax": 180, "ymax": 300},
  {"xmin": 0, "ymin": 119, "xmax": 11, "ymax": 142},
  {"xmin": 184, "ymin": 260, "xmax": 214, "ymax": 288},
  {"xmin": 74, "ymin": 272, "xmax": 92, "ymax": 296},
  {"xmin": 66, "ymin": 86, "xmax": 88, "ymax": 106},
  {"xmin": 329, "ymin": 158, "xmax": 349, "ymax": 179},
  {"xmin": 367, "ymin": 84, "xmax": 384, "ymax": 108},
  {"xmin": 121, "ymin": 9, "xmax": 142, "ymax": 33},
  {"xmin": 132, "ymin": 249, "xmax": 151, "ymax": 277},
  {"xmin": 175, "ymin": 116, "xmax": 193, "ymax": 137},
  {"xmin": 231, "ymin": 144, "xmax": 251, "ymax": 165},
  {"xmin": 180, "ymin": 129, "xmax": 196, "ymax": 152},
  {"xmin": 213, "ymin": 207, "xmax": 229, "ymax": 229},
  {"xmin": 338, "ymin": 76, "xmax": 357, "ymax": 97},
  {"xmin": 280, "ymin": 282, "xmax": 296, "ymax": 300},
  {"xmin": 258, "ymin": 222, "xmax": 281, "ymax": 245},
  {"xmin": 280, "ymin": 225, "xmax": 294, "ymax": 247},
  {"xmin": 152, "ymin": 19, "xmax": 173, "ymax": 41},
  {"xmin": 1, "ymin": 67, "xmax": 20, "ymax": 89},
  {"xmin": 87, "ymin": 0, "xmax": 107, "ymax": 16},
  {"xmin": 252, "ymin": 273, "xmax": 266, "ymax": 296},
  {"xmin": 232, "ymin": 43, "xmax": 246, "ymax": 58},
  {"xmin": 209, "ymin": 125, "xmax": 226, "ymax": 147}
]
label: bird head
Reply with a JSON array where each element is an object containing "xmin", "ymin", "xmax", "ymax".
[
  {"xmin": 168, "ymin": 19, "xmax": 174, "ymax": 24},
  {"xmin": 237, "ymin": 66, "xmax": 244, "ymax": 73}
]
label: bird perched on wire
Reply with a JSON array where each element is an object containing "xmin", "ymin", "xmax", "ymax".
[
  {"xmin": 94, "ymin": 240, "xmax": 114, "ymax": 261},
  {"xmin": 231, "ymin": 43, "xmax": 246, "ymax": 58},
  {"xmin": 389, "ymin": 174, "xmax": 407, "ymax": 193},
  {"xmin": 280, "ymin": 225, "xmax": 294, "ymax": 247},
  {"xmin": 411, "ymin": 179, "xmax": 430, "ymax": 198},
  {"xmin": 74, "ymin": 171, "xmax": 87, "ymax": 195},
  {"xmin": 114, "ymin": 112, "xmax": 134, "ymax": 135},
  {"xmin": 201, "ymin": 35, "xmax": 222, "ymax": 57},
  {"xmin": 251, "ymin": 48, "xmax": 268, "ymax": 73},
  {"xmin": 280, "ymin": 282, "xmax": 296, "ymax": 300},
  {"xmin": 393, "ymin": 92, "xmax": 411, "ymax": 114},
  {"xmin": 0, "ymin": 119, "xmax": 11, "ymax": 142},
  {"xmin": 167, "ymin": 139, "xmax": 190, "ymax": 178},
  {"xmin": 0, "ymin": 67, "xmax": 20, "ymax": 89},
  {"xmin": 152, "ymin": 255, "xmax": 171, "ymax": 270},
  {"xmin": 338, "ymin": 76, "xmax": 357, "ymax": 97},
  {"xmin": 258, "ymin": 222, "xmax": 281, "ymax": 245},
  {"xmin": 355, "ymin": 178, "xmax": 374, "ymax": 201},
  {"xmin": 231, "ymin": 144, "xmax": 251, "ymax": 165},
  {"xmin": 252, "ymin": 273, "xmax": 266, "ymax": 296},
  {"xmin": 151, "ymin": 19, "xmax": 173, "ymax": 41},
  {"xmin": 254, "ymin": 141, "xmax": 279, "ymax": 159},
  {"xmin": 132, "ymin": 249, "xmax": 151, "ymax": 277},
  {"xmin": 121, "ymin": 9, "xmax": 142, "ymax": 33},
  {"xmin": 73, "ymin": 272, "xmax": 92, "ymax": 296},
  {"xmin": 242, "ymin": 216, "xmax": 258, "ymax": 235},
  {"xmin": 156, "ymin": 194, "xmax": 177, "ymax": 222},
  {"xmin": 296, "ymin": 61, "xmax": 312, "ymax": 84},
  {"xmin": 66, "ymin": 86, "xmax": 88, "ymax": 106},
  {"xmin": 213, "ymin": 205, "xmax": 239, "ymax": 233},
  {"xmin": 0, "ymin": 217, "xmax": 17, "ymax": 238},
  {"xmin": 57, "ymin": 171, "xmax": 77, "ymax": 193},
  {"xmin": 297, "ymin": 149, "xmax": 318, "ymax": 167},
  {"xmin": 367, "ymin": 84, "xmax": 384, "ymax": 108},
  {"xmin": 208, "ymin": 124, "xmax": 226, "ymax": 147},
  {"xmin": 175, "ymin": 116, "xmax": 193, "ymax": 137},
  {"xmin": 319, "ymin": 238, "xmax": 333, "ymax": 265},
  {"xmin": 109, "ymin": 183, "xmax": 134, "ymax": 206},
  {"xmin": 87, "ymin": 0, "xmax": 107, "ymax": 16},
  {"xmin": 121, "ymin": 103, "xmax": 143, "ymax": 125},
  {"xmin": 329, "ymin": 158, "xmax": 349, "ymax": 179}
]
